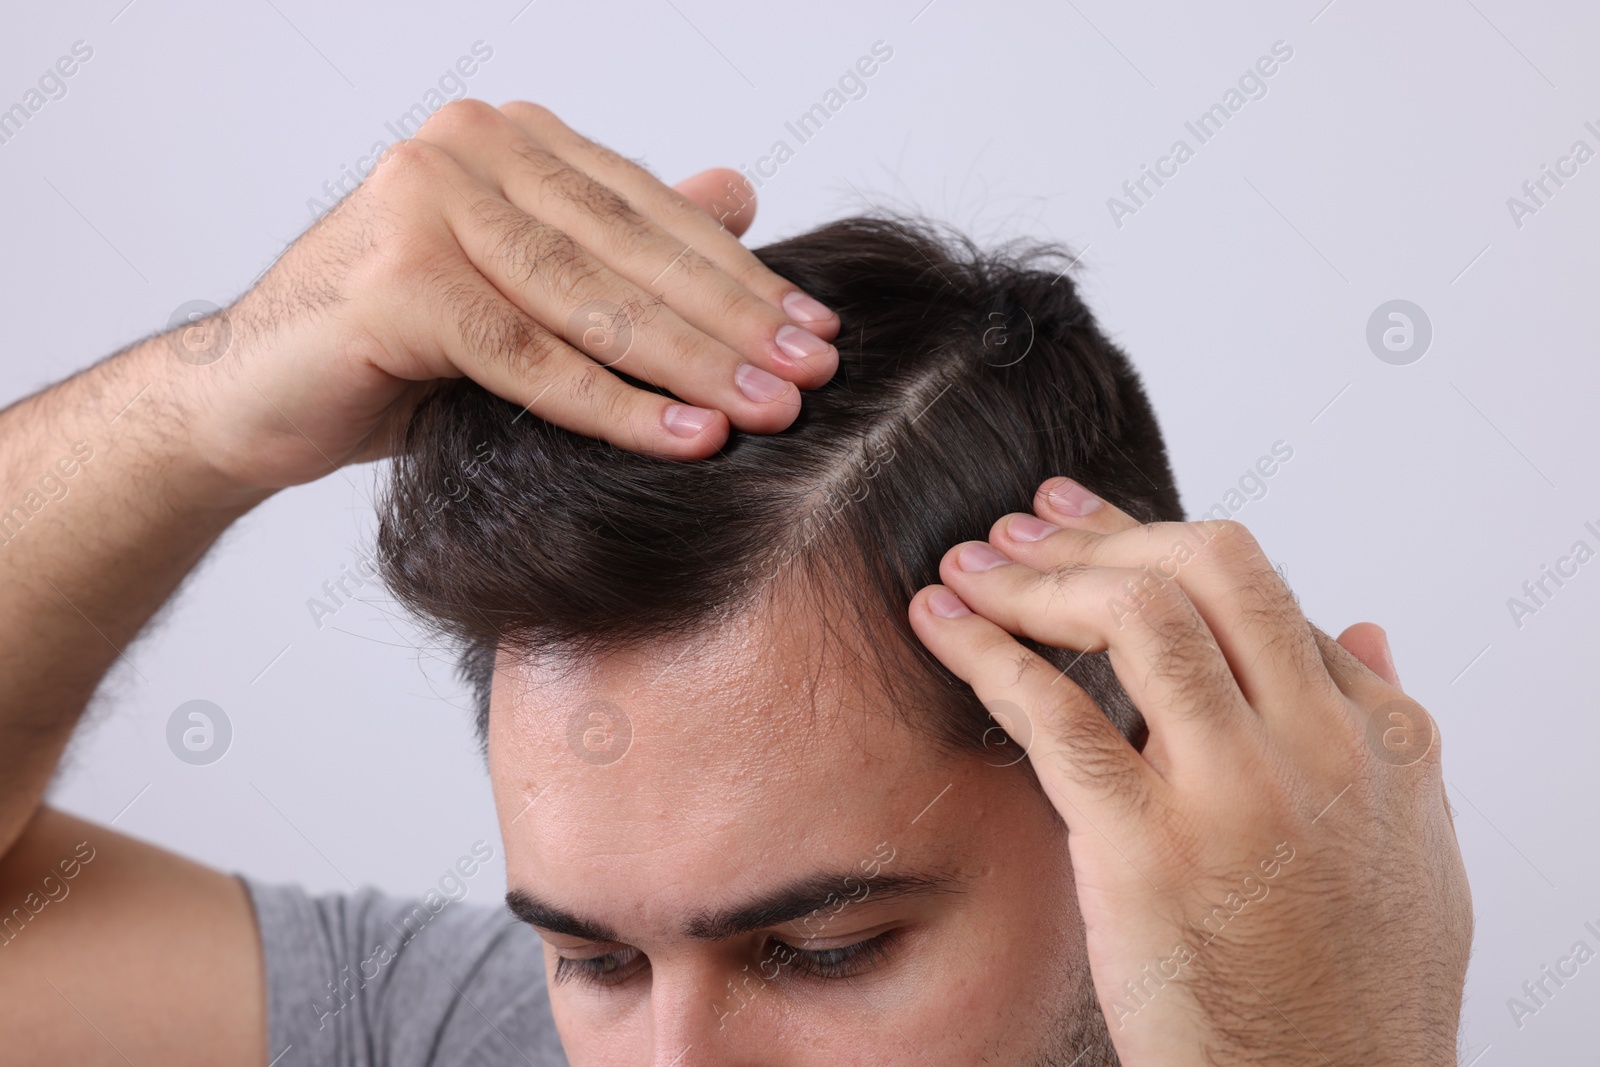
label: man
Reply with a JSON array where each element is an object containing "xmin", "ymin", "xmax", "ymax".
[{"xmin": 0, "ymin": 100, "xmax": 1470, "ymax": 1065}]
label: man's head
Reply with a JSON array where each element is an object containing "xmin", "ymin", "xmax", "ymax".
[{"xmin": 379, "ymin": 215, "xmax": 1182, "ymax": 1064}]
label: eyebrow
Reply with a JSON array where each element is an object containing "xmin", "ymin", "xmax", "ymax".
[{"xmin": 506, "ymin": 869, "xmax": 964, "ymax": 944}]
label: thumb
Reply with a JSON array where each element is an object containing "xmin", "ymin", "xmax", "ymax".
[
  {"xmin": 672, "ymin": 168, "xmax": 757, "ymax": 237},
  {"xmin": 1336, "ymin": 621, "xmax": 1402, "ymax": 689}
]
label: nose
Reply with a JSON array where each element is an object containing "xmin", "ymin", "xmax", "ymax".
[{"xmin": 648, "ymin": 964, "xmax": 786, "ymax": 1067}]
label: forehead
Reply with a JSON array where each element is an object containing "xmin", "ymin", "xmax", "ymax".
[{"xmin": 485, "ymin": 604, "xmax": 982, "ymax": 911}]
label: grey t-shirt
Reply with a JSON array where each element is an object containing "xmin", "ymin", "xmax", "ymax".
[{"xmin": 243, "ymin": 877, "xmax": 568, "ymax": 1066}]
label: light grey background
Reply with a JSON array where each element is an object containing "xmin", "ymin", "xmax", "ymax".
[{"xmin": 4, "ymin": 0, "xmax": 1595, "ymax": 1061}]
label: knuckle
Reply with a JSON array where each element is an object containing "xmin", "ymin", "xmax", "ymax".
[
  {"xmin": 386, "ymin": 137, "xmax": 446, "ymax": 177},
  {"xmin": 1364, "ymin": 697, "xmax": 1443, "ymax": 773},
  {"xmin": 453, "ymin": 288, "xmax": 548, "ymax": 372},
  {"xmin": 729, "ymin": 259, "xmax": 783, "ymax": 299},
  {"xmin": 1131, "ymin": 576, "xmax": 1195, "ymax": 637},
  {"xmin": 660, "ymin": 187, "xmax": 712, "ymax": 226},
  {"xmin": 501, "ymin": 100, "xmax": 561, "ymax": 134},
  {"xmin": 593, "ymin": 139, "xmax": 646, "ymax": 175},
  {"xmin": 656, "ymin": 326, "xmax": 707, "ymax": 371},
  {"xmin": 495, "ymin": 217, "xmax": 597, "ymax": 298},
  {"xmin": 351, "ymin": 222, "xmax": 442, "ymax": 296},
  {"xmin": 422, "ymin": 97, "xmax": 502, "ymax": 137},
  {"xmin": 527, "ymin": 153, "xmax": 646, "ymax": 234},
  {"xmin": 1260, "ymin": 613, "xmax": 1322, "ymax": 681},
  {"xmin": 1038, "ymin": 701, "xmax": 1143, "ymax": 797},
  {"xmin": 618, "ymin": 293, "xmax": 666, "ymax": 331},
  {"xmin": 1153, "ymin": 637, "xmax": 1235, "ymax": 717},
  {"xmin": 745, "ymin": 255, "xmax": 793, "ymax": 293},
  {"xmin": 712, "ymin": 278, "xmax": 760, "ymax": 320},
  {"xmin": 1039, "ymin": 560, "xmax": 1092, "ymax": 594},
  {"xmin": 1110, "ymin": 580, "xmax": 1236, "ymax": 709},
  {"xmin": 1310, "ymin": 627, "xmax": 1363, "ymax": 691},
  {"xmin": 588, "ymin": 371, "xmax": 637, "ymax": 428},
  {"xmin": 1107, "ymin": 565, "xmax": 1184, "ymax": 624},
  {"xmin": 509, "ymin": 137, "xmax": 559, "ymax": 174},
  {"xmin": 512, "ymin": 322, "xmax": 561, "ymax": 373},
  {"xmin": 552, "ymin": 125, "xmax": 652, "ymax": 178},
  {"xmin": 1195, "ymin": 518, "xmax": 1264, "ymax": 567},
  {"xmin": 365, "ymin": 139, "xmax": 446, "ymax": 200},
  {"xmin": 1235, "ymin": 563, "xmax": 1298, "ymax": 625},
  {"xmin": 535, "ymin": 226, "xmax": 587, "ymax": 279},
  {"xmin": 583, "ymin": 293, "xmax": 659, "ymax": 354},
  {"xmin": 412, "ymin": 260, "xmax": 464, "ymax": 307},
  {"xmin": 544, "ymin": 247, "xmax": 602, "ymax": 306},
  {"xmin": 567, "ymin": 362, "xmax": 604, "ymax": 405},
  {"xmin": 677, "ymin": 247, "xmax": 721, "ymax": 281}
]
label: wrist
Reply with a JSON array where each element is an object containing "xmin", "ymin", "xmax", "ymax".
[{"xmin": 109, "ymin": 335, "xmax": 279, "ymax": 516}]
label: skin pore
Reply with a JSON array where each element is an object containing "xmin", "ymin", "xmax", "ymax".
[{"xmin": 488, "ymin": 589, "xmax": 1110, "ymax": 1065}]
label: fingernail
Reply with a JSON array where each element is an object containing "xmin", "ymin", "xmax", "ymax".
[
  {"xmin": 1008, "ymin": 514, "xmax": 1060, "ymax": 542},
  {"xmin": 775, "ymin": 323, "xmax": 832, "ymax": 362},
  {"xmin": 928, "ymin": 588, "xmax": 972, "ymax": 618},
  {"xmin": 735, "ymin": 362, "xmax": 791, "ymax": 403},
  {"xmin": 782, "ymin": 290, "xmax": 833, "ymax": 323},
  {"xmin": 1045, "ymin": 478, "xmax": 1102, "ymax": 517},
  {"xmin": 664, "ymin": 403, "xmax": 716, "ymax": 437},
  {"xmin": 957, "ymin": 543, "xmax": 1010, "ymax": 572}
]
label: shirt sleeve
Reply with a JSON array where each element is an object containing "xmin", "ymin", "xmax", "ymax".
[{"xmin": 241, "ymin": 876, "xmax": 568, "ymax": 1067}]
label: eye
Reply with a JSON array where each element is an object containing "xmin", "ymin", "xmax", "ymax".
[
  {"xmin": 553, "ymin": 945, "xmax": 647, "ymax": 989},
  {"xmin": 769, "ymin": 930, "xmax": 898, "ymax": 981}
]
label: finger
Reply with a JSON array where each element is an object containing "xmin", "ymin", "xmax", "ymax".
[
  {"xmin": 498, "ymin": 101, "xmax": 841, "ymax": 339},
  {"xmin": 937, "ymin": 543, "xmax": 1254, "ymax": 751},
  {"xmin": 392, "ymin": 260, "xmax": 728, "ymax": 457},
  {"xmin": 1313, "ymin": 625, "xmax": 1399, "ymax": 704},
  {"xmin": 1034, "ymin": 476, "xmax": 1143, "ymax": 534},
  {"xmin": 673, "ymin": 167, "xmax": 757, "ymax": 237},
  {"xmin": 1313, "ymin": 625, "xmax": 1436, "ymax": 770},
  {"xmin": 1337, "ymin": 622, "xmax": 1402, "ymax": 689},
  {"xmin": 415, "ymin": 102, "xmax": 837, "ymax": 392},
  {"xmin": 907, "ymin": 585, "xmax": 1160, "ymax": 832},
  {"xmin": 438, "ymin": 182, "xmax": 803, "ymax": 434},
  {"xmin": 993, "ymin": 512, "xmax": 1334, "ymax": 716}
]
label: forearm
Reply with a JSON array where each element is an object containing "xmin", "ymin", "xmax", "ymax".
[{"xmin": 0, "ymin": 336, "xmax": 269, "ymax": 855}]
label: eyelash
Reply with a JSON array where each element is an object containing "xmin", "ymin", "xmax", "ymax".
[
  {"xmin": 772, "ymin": 930, "xmax": 897, "ymax": 980},
  {"xmin": 554, "ymin": 945, "xmax": 644, "ymax": 988},
  {"xmin": 552, "ymin": 932, "xmax": 898, "ymax": 990}
]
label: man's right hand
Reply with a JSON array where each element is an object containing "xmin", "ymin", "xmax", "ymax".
[
  {"xmin": 0, "ymin": 104, "xmax": 839, "ymax": 1065},
  {"xmin": 175, "ymin": 99, "xmax": 840, "ymax": 493}
]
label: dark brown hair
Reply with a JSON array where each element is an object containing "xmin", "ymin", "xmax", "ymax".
[{"xmin": 377, "ymin": 215, "xmax": 1183, "ymax": 757}]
